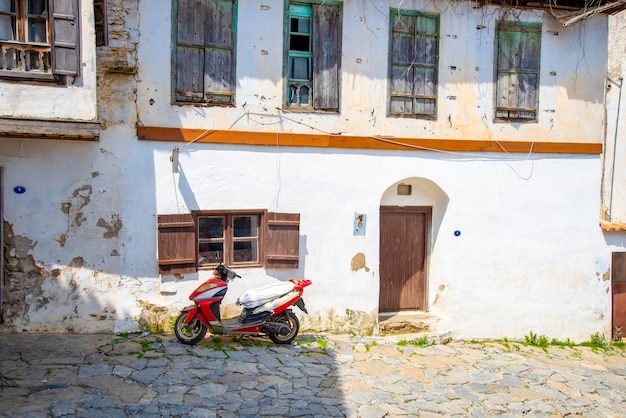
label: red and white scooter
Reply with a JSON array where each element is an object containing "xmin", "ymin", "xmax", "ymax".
[{"xmin": 174, "ymin": 263, "xmax": 312, "ymax": 345}]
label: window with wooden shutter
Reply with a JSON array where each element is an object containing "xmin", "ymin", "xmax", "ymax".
[
  {"xmin": 157, "ymin": 214, "xmax": 197, "ymax": 274},
  {"xmin": 286, "ymin": 1, "xmax": 340, "ymax": 112},
  {"xmin": 264, "ymin": 212, "xmax": 300, "ymax": 269},
  {"xmin": 157, "ymin": 210, "xmax": 301, "ymax": 274},
  {"xmin": 494, "ymin": 21, "xmax": 541, "ymax": 122},
  {"xmin": 388, "ymin": 9, "xmax": 439, "ymax": 119},
  {"xmin": 0, "ymin": 0, "xmax": 79, "ymax": 81},
  {"xmin": 173, "ymin": 0, "xmax": 236, "ymax": 106}
]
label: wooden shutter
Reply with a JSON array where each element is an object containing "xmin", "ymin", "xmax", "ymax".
[
  {"xmin": 312, "ymin": 4, "xmax": 340, "ymax": 111},
  {"xmin": 264, "ymin": 213, "xmax": 300, "ymax": 269},
  {"xmin": 204, "ymin": 0, "xmax": 235, "ymax": 104},
  {"xmin": 495, "ymin": 22, "xmax": 540, "ymax": 119},
  {"xmin": 52, "ymin": 0, "xmax": 80, "ymax": 76},
  {"xmin": 94, "ymin": 0, "xmax": 108, "ymax": 47},
  {"xmin": 157, "ymin": 214, "xmax": 197, "ymax": 274},
  {"xmin": 174, "ymin": 0, "xmax": 207, "ymax": 102}
]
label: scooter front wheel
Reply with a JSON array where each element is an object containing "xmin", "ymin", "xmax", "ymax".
[
  {"xmin": 268, "ymin": 311, "xmax": 300, "ymax": 344},
  {"xmin": 174, "ymin": 311, "xmax": 207, "ymax": 345}
]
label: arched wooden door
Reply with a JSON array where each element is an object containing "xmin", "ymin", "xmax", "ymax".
[{"xmin": 379, "ymin": 206, "xmax": 430, "ymax": 312}]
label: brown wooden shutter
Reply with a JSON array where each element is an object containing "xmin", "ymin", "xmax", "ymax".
[
  {"xmin": 312, "ymin": 4, "xmax": 340, "ymax": 111},
  {"xmin": 94, "ymin": 0, "xmax": 108, "ymax": 47},
  {"xmin": 157, "ymin": 214, "xmax": 197, "ymax": 274},
  {"xmin": 174, "ymin": 0, "xmax": 207, "ymax": 102},
  {"xmin": 264, "ymin": 213, "xmax": 300, "ymax": 269},
  {"xmin": 52, "ymin": 0, "xmax": 80, "ymax": 76}
]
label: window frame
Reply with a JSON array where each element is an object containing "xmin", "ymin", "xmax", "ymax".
[
  {"xmin": 283, "ymin": 0, "xmax": 341, "ymax": 112},
  {"xmin": 157, "ymin": 210, "xmax": 300, "ymax": 274},
  {"xmin": 171, "ymin": 0, "xmax": 237, "ymax": 107},
  {"xmin": 196, "ymin": 209, "xmax": 264, "ymax": 268},
  {"xmin": 0, "ymin": 0, "xmax": 79, "ymax": 82},
  {"xmin": 493, "ymin": 20, "xmax": 541, "ymax": 123},
  {"xmin": 388, "ymin": 8, "xmax": 440, "ymax": 120}
]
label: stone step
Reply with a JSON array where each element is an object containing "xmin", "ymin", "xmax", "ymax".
[{"xmin": 377, "ymin": 312, "xmax": 450, "ymax": 343}]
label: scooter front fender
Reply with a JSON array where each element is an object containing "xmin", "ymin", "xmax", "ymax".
[{"xmin": 181, "ymin": 305, "xmax": 210, "ymax": 327}]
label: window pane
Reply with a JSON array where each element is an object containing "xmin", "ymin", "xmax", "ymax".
[
  {"xmin": 289, "ymin": 56, "xmax": 309, "ymax": 80},
  {"xmin": 0, "ymin": 0, "xmax": 14, "ymax": 12},
  {"xmin": 28, "ymin": 0, "xmax": 46, "ymax": 14},
  {"xmin": 233, "ymin": 241, "xmax": 257, "ymax": 263},
  {"xmin": 198, "ymin": 243, "xmax": 224, "ymax": 266},
  {"xmin": 198, "ymin": 217, "xmax": 224, "ymax": 239},
  {"xmin": 0, "ymin": 15, "xmax": 15, "ymax": 40},
  {"xmin": 28, "ymin": 18, "xmax": 46, "ymax": 43},
  {"xmin": 291, "ymin": 17, "xmax": 310, "ymax": 34},
  {"xmin": 299, "ymin": 85, "xmax": 309, "ymax": 105},
  {"xmin": 234, "ymin": 216, "xmax": 258, "ymax": 238},
  {"xmin": 290, "ymin": 33, "xmax": 310, "ymax": 52}
]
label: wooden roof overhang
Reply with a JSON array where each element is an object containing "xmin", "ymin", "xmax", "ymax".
[{"xmin": 0, "ymin": 118, "xmax": 100, "ymax": 141}]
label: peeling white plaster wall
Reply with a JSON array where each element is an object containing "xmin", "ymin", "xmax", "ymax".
[{"xmin": 0, "ymin": 0, "xmax": 621, "ymax": 342}]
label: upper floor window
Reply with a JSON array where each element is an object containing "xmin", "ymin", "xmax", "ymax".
[
  {"xmin": 388, "ymin": 9, "xmax": 439, "ymax": 119},
  {"xmin": 494, "ymin": 21, "xmax": 541, "ymax": 122},
  {"xmin": 0, "ymin": 0, "xmax": 79, "ymax": 81},
  {"xmin": 285, "ymin": 2, "xmax": 340, "ymax": 112},
  {"xmin": 173, "ymin": 0, "xmax": 236, "ymax": 106}
]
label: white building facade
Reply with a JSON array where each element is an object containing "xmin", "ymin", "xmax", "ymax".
[{"xmin": 1, "ymin": 0, "xmax": 625, "ymax": 342}]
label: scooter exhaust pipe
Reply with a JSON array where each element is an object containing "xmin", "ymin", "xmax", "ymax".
[{"xmin": 260, "ymin": 322, "xmax": 290, "ymax": 336}]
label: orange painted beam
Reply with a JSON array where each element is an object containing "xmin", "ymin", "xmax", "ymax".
[{"xmin": 137, "ymin": 126, "xmax": 602, "ymax": 155}]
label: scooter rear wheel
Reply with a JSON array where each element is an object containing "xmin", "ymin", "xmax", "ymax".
[
  {"xmin": 268, "ymin": 311, "xmax": 300, "ymax": 344},
  {"xmin": 174, "ymin": 311, "xmax": 207, "ymax": 345}
]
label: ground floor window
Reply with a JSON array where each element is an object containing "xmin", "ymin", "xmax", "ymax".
[{"xmin": 157, "ymin": 210, "xmax": 300, "ymax": 274}]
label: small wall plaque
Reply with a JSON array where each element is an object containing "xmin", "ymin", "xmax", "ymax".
[{"xmin": 354, "ymin": 213, "xmax": 366, "ymax": 236}]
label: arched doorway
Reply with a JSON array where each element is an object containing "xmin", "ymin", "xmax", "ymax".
[{"xmin": 379, "ymin": 177, "xmax": 448, "ymax": 313}]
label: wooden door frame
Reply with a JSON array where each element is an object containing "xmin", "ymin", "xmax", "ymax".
[{"xmin": 379, "ymin": 205, "xmax": 431, "ymax": 312}]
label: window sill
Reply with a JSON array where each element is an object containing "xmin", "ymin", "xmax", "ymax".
[
  {"xmin": 0, "ymin": 70, "xmax": 57, "ymax": 82},
  {"xmin": 282, "ymin": 107, "xmax": 339, "ymax": 114},
  {"xmin": 172, "ymin": 101, "xmax": 235, "ymax": 108},
  {"xmin": 388, "ymin": 113, "xmax": 437, "ymax": 121}
]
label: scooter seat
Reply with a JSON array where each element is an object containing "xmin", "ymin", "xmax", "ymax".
[{"xmin": 238, "ymin": 282, "xmax": 295, "ymax": 309}]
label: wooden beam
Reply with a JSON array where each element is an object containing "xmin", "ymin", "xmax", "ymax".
[
  {"xmin": 138, "ymin": 126, "xmax": 602, "ymax": 155},
  {"xmin": 0, "ymin": 118, "xmax": 100, "ymax": 141}
]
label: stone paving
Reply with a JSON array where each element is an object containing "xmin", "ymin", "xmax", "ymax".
[{"xmin": 0, "ymin": 332, "xmax": 625, "ymax": 417}]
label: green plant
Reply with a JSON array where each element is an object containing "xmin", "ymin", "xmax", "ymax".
[
  {"xmin": 365, "ymin": 340, "xmax": 377, "ymax": 352},
  {"xmin": 315, "ymin": 337, "xmax": 328, "ymax": 350},
  {"xmin": 524, "ymin": 330, "xmax": 548, "ymax": 348},
  {"xmin": 207, "ymin": 336, "xmax": 224, "ymax": 351},
  {"xmin": 397, "ymin": 339, "xmax": 408, "ymax": 346},
  {"xmin": 580, "ymin": 333, "xmax": 611, "ymax": 351},
  {"xmin": 549, "ymin": 338, "xmax": 575, "ymax": 348},
  {"xmin": 498, "ymin": 338, "xmax": 511, "ymax": 351},
  {"xmin": 410, "ymin": 336, "xmax": 434, "ymax": 347}
]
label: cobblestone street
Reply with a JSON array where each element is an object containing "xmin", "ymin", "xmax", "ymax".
[{"xmin": 1, "ymin": 332, "xmax": 625, "ymax": 417}]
